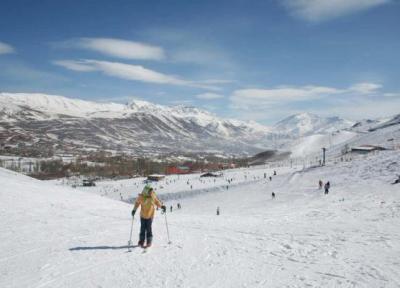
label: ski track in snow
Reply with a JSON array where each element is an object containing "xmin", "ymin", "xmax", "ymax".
[{"xmin": 1, "ymin": 151, "xmax": 400, "ymax": 287}]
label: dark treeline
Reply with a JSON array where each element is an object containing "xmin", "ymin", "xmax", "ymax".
[{"xmin": 28, "ymin": 153, "xmax": 250, "ymax": 180}]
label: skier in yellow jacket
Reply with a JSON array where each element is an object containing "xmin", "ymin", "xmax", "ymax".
[{"xmin": 131, "ymin": 185, "xmax": 165, "ymax": 248}]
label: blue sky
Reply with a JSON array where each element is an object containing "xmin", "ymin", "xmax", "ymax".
[{"xmin": 0, "ymin": 0, "xmax": 399, "ymax": 124}]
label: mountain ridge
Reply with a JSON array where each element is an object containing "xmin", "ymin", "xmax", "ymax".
[{"xmin": 2, "ymin": 92, "xmax": 393, "ymax": 158}]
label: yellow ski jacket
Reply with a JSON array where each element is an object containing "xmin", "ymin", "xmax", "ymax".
[{"xmin": 133, "ymin": 191, "xmax": 162, "ymax": 219}]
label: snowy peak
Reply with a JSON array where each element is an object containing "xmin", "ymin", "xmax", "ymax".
[
  {"xmin": 0, "ymin": 92, "xmax": 126, "ymax": 119},
  {"xmin": 0, "ymin": 92, "xmax": 272, "ymax": 156},
  {"xmin": 126, "ymin": 99, "xmax": 166, "ymax": 114},
  {"xmin": 273, "ymin": 112, "xmax": 354, "ymax": 137},
  {"xmin": 0, "ymin": 92, "xmax": 269, "ymax": 132}
]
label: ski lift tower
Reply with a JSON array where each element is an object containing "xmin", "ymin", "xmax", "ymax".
[{"xmin": 322, "ymin": 147, "xmax": 326, "ymax": 166}]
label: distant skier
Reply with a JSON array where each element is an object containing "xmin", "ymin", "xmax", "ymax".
[
  {"xmin": 319, "ymin": 180, "xmax": 323, "ymax": 189},
  {"xmin": 272, "ymin": 192, "xmax": 275, "ymax": 199},
  {"xmin": 131, "ymin": 185, "xmax": 165, "ymax": 248},
  {"xmin": 324, "ymin": 182, "xmax": 330, "ymax": 195},
  {"xmin": 216, "ymin": 206, "xmax": 220, "ymax": 215},
  {"xmin": 273, "ymin": 170, "xmax": 277, "ymax": 176},
  {"xmin": 269, "ymin": 176, "xmax": 272, "ymax": 181},
  {"xmin": 170, "ymin": 205, "xmax": 173, "ymax": 213},
  {"xmin": 177, "ymin": 203, "xmax": 181, "ymax": 209}
]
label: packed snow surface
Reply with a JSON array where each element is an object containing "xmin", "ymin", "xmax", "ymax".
[
  {"xmin": 289, "ymin": 130, "xmax": 358, "ymax": 158},
  {"xmin": 1, "ymin": 150, "xmax": 400, "ymax": 287}
]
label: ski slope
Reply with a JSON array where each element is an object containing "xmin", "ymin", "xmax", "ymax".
[
  {"xmin": 289, "ymin": 130, "xmax": 357, "ymax": 158},
  {"xmin": 53, "ymin": 165, "xmax": 298, "ymax": 203},
  {"xmin": 1, "ymin": 150, "xmax": 400, "ymax": 287}
]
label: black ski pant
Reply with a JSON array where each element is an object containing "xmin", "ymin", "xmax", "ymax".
[{"xmin": 139, "ymin": 217, "xmax": 153, "ymax": 244}]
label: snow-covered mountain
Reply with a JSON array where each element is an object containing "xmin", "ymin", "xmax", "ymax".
[
  {"xmin": 0, "ymin": 93, "xmax": 271, "ymax": 156},
  {"xmin": 1, "ymin": 93, "xmax": 397, "ymax": 158},
  {"xmin": 368, "ymin": 114, "xmax": 400, "ymax": 132},
  {"xmin": 272, "ymin": 112, "xmax": 354, "ymax": 137}
]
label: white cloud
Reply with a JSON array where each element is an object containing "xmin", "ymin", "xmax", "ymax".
[
  {"xmin": 231, "ymin": 85, "xmax": 341, "ymax": 108},
  {"xmin": 198, "ymin": 79, "xmax": 233, "ymax": 85},
  {"xmin": 229, "ymin": 82, "xmax": 399, "ymax": 122},
  {"xmin": 325, "ymin": 96, "xmax": 400, "ymax": 120},
  {"xmin": 384, "ymin": 92, "xmax": 400, "ymax": 98},
  {"xmin": 142, "ymin": 28, "xmax": 236, "ymax": 70},
  {"xmin": 196, "ymin": 93, "xmax": 224, "ymax": 100},
  {"xmin": 349, "ymin": 82, "xmax": 382, "ymax": 94},
  {"xmin": 169, "ymin": 99, "xmax": 194, "ymax": 105},
  {"xmin": 53, "ymin": 60, "xmax": 97, "ymax": 72},
  {"xmin": 54, "ymin": 59, "xmax": 218, "ymax": 90},
  {"xmin": 0, "ymin": 42, "xmax": 15, "ymax": 54},
  {"xmin": 172, "ymin": 46, "xmax": 233, "ymax": 69},
  {"xmin": 282, "ymin": 0, "xmax": 390, "ymax": 22},
  {"xmin": 61, "ymin": 38, "xmax": 165, "ymax": 60}
]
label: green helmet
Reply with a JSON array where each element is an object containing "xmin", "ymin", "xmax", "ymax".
[{"xmin": 142, "ymin": 184, "xmax": 153, "ymax": 196}]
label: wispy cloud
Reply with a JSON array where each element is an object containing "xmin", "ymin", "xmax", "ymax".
[
  {"xmin": 230, "ymin": 82, "xmax": 400, "ymax": 122},
  {"xmin": 142, "ymin": 28, "xmax": 236, "ymax": 70},
  {"xmin": 53, "ymin": 60, "xmax": 96, "ymax": 72},
  {"xmin": 168, "ymin": 99, "xmax": 194, "ymax": 106},
  {"xmin": 281, "ymin": 0, "xmax": 390, "ymax": 22},
  {"xmin": 172, "ymin": 45, "xmax": 234, "ymax": 69},
  {"xmin": 196, "ymin": 92, "xmax": 224, "ymax": 100},
  {"xmin": 231, "ymin": 85, "xmax": 341, "ymax": 108},
  {"xmin": 57, "ymin": 38, "xmax": 165, "ymax": 60},
  {"xmin": 349, "ymin": 82, "xmax": 382, "ymax": 94},
  {"xmin": 0, "ymin": 41, "xmax": 15, "ymax": 54},
  {"xmin": 0, "ymin": 60, "xmax": 67, "ymax": 83},
  {"xmin": 54, "ymin": 59, "xmax": 218, "ymax": 90}
]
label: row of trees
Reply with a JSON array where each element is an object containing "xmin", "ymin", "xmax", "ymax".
[{"xmin": 27, "ymin": 155, "xmax": 250, "ymax": 180}]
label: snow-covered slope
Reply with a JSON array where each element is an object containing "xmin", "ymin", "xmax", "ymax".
[
  {"xmin": 0, "ymin": 93, "xmax": 269, "ymax": 133},
  {"xmin": 1, "ymin": 149, "xmax": 400, "ymax": 287},
  {"xmin": 273, "ymin": 112, "xmax": 354, "ymax": 137},
  {"xmin": 349, "ymin": 118, "xmax": 385, "ymax": 133},
  {"xmin": 0, "ymin": 92, "xmax": 126, "ymax": 119},
  {"xmin": 324, "ymin": 123, "xmax": 400, "ymax": 160},
  {"xmin": 289, "ymin": 130, "xmax": 358, "ymax": 158},
  {"xmin": 369, "ymin": 114, "xmax": 400, "ymax": 132},
  {"xmin": 0, "ymin": 93, "xmax": 271, "ymax": 156}
]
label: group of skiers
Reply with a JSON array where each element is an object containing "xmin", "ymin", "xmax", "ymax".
[
  {"xmin": 319, "ymin": 179, "xmax": 331, "ymax": 194},
  {"xmin": 169, "ymin": 203, "xmax": 182, "ymax": 212}
]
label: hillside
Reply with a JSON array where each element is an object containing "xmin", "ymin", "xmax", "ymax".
[
  {"xmin": 1, "ymin": 150, "xmax": 400, "ymax": 287},
  {"xmin": 273, "ymin": 112, "xmax": 354, "ymax": 138},
  {"xmin": 1, "ymin": 93, "xmax": 398, "ymax": 158},
  {"xmin": 0, "ymin": 93, "xmax": 270, "ymax": 156}
]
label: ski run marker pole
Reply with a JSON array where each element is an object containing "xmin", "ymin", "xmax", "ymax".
[
  {"xmin": 127, "ymin": 216, "xmax": 134, "ymax": 252},
  {"xmin": 164, "ymin": 211, "xmax": 172, "ymax": 244}
]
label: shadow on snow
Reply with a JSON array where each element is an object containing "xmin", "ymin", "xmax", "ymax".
[{"xmin": 69, "ymin": 245, "xmax": 139, "ymax": 251}]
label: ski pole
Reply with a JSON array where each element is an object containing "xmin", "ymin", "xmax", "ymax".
[
  {"xmin": 127, "ymin": 216, "xmax": 134, "ymax": 251},
  {"xmin": 163, "ymin": 211, "xmax": 171, "ymax": 244}
]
